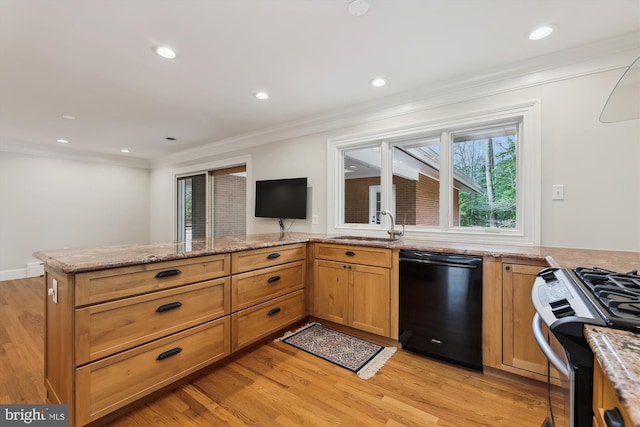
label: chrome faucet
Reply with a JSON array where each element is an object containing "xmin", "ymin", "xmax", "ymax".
[{"xmin": 381, "ymin": 210, "xmax": 404, "ymax": 239}]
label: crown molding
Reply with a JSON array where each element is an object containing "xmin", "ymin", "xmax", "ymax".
[
  {"xmin": 0, "ymin": 138, "xmax": 151, "ymax": 169},
  {"xmin": 150, "ymin": 32, "xmax": 639, "ymax": 169}
]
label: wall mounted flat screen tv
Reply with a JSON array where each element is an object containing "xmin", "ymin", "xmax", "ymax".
[{"xmin": 255, "ymin": 177, "xmax": 307, "ymax": 219}]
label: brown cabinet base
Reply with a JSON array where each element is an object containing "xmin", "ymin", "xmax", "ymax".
[
  {"xmin": 75, "ymin": 317, "xmax": 230, "ymax": 425},
  {"xmin": 232, "ymin": 290, "xmax": 306, "ymax": 351}
]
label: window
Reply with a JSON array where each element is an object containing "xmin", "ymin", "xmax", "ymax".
[
  {"xmin": 392, "ymin": 136, "xmax": 441, "ymax": 227},
  {"xmin": 451, "ymin": 126, "xmax": 517, "ymax": 229},
  {"xmin": 210, "ymin": 166, "xmax": 247, "ymax": 237},
  {"xmin": 175, "ymin": 157, "xmax": 249, "ymax": 240},
  {"xmin": 177, "ymin": 174, "xmax": 206, "ymax": 240},
  {"xmin": 342, "ymin": 145, "xmax": 382, "ymax": 224},
  {"xmin": 328, "ymin": 101, "xmax": 540, "ymax": 245}
]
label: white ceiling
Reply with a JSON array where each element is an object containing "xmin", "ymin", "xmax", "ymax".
[{"xmin": 1, "ymin": 0, "xmax": 639, "ymax": 163}]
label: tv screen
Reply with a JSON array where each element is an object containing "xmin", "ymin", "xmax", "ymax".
[{"xmin": 255, "ymin": 177, "xmax": 307, "ymax": 219}]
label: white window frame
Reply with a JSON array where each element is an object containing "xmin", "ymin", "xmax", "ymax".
[{"xmin": 327, "ymin": 100, "xmax": 541, "ymax": 245}]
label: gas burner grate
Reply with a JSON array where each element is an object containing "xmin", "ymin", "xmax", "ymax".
[{"xmin": 574, "ymin": 266, "xmax": 640, "ymax": 320}]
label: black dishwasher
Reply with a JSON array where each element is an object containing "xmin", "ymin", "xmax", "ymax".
[{"xmin": 399, "ymin": 250, "xmax": 483, "ymax": 371}]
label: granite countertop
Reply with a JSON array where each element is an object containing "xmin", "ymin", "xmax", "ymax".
[
  {"xmin": 585, "ymin": 326, "xmax": 640, "ymax": 426},
  {"xmin": 33, "ymin": 232, "xmax": 640, "ymax": 274},
  {"xmin": 33, "ymin": 233, "xmax": 313, "ymax": 274},
  {"xmin": 34, "ymin": 232, "xmax": 640, "ymax": 418}
]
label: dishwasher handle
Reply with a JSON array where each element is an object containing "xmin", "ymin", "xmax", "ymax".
[
  {"xmin": 532, "ymin": 313, "xmax": 570, "ymax": 378},
  {"xmin": 400, "ymin": 257, "xmax": 481, "ymax": 269}
]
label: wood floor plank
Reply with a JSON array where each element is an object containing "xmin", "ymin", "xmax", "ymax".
[
  {"xmin": 1, "ymin": 278, "xmax": 561, "ymax": 426},
  {"xmin": 230, "ymin": 356, "xmax": 373, "ymax": 427}
]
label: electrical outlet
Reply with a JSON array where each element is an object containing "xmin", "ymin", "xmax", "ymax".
[
  {"xmin": 552, "ymin": 184, "xmax": 564, "ymax": 200},
  {"xmin": 48, "ymin": 278, "xmax": 58, "ymax": 304},
  {"xmin": 312, "ymin": 214, "xmax": 319, "ymax": 225}
]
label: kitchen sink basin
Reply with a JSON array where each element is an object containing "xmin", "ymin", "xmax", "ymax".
[{"xmin": 330, "ymin": 235, "xmax": 396, "ymax": 243}]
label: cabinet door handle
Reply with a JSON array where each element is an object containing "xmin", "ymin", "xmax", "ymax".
[
  {"xmin": 345, "ymin": 251, "xmax": 356, "ymax": 256},
  {"xmin": 267, "ymin": 253, "xmax": 281, "ymax": 259},
  {"xmin": 267, "ymin": 307, "xmax": 281, "ymax": 316},
  {"xmin": 267, "ymin": 275, "xmax": 281, "ymax": 283},
  {"xmin": 156, "ymin": 301, "xmax": 183, "ymax": 312},
  {"xmin": 604, "ymin": 407, "xmax": 624, "ymax": 427},
  {"xmin": 155, "ymin": 269, "xmax": 182, "ymax": 278},
  {"xmin": 156, "ymin": 347, "xmax": 182, "ymax": 361}
]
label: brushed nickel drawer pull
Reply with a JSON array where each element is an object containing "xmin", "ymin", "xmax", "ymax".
[
  {"xmin": 155, "ymin": 269, "xmax": 182, "ymax": 278},
  {"xmin": 267, "ymin": 275, "xmax": 281, "ymax": 283},
  {"xmin": 156, "ymin": 301, "xmax": 183, "ymax": 312},
  {"xmin": 345, "ymin": 251, "xmax": 356, "ymax": 256},
  {"xmin": 267, "ymin": 253, "xmax": 281, "ymax": 259},
  {"xmin": 156, "ymin": 347, "xmax": 182, "ymax": 361},
  {"xmin": 267, "ymin": 307, "xmax": 281, "ymax": 316}
]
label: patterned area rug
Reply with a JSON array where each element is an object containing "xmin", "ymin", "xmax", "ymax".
[{"xmin": 276, "ymin": 322, "xmax": 397, "ymax": 379}]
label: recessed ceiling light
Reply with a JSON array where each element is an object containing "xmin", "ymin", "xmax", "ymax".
[
  {"xmin": 529, "ymin": 25, "xmax": 554, "ymax": 40},
  {"xmin": 370, "ymin": 78, "xmax": 386, "ymax": 87},
  {"xmin": 56, "ymin": 139, "xmax": 68, "ymax": 144},
  {"xmin": 255, "ymin": 91, "xmax": 269, "ymax": 100},
  {"xmin": 120, "ymin": 149, "xmax": 130, "ymax": 153},
  {"xmin": 155, "ymin": 46, "xmax": 176, "ymax": 59},
  {"xmin": 62, "ymin": 114, "xmax": 76, "ymax": 120},
  {"xmin": 348, "ymin": 0, "xmax": 369, "ymax": 17}
]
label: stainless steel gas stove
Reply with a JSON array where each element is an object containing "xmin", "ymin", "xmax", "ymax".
[{"xmin": 531, "ymin": 266, "xmax": 640, "ymax": 427}]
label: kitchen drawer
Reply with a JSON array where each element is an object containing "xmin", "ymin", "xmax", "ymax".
[
  {"xmin": 75, "ymin": 278, "xmax": 230, "ymax": 365},
  {"xmin": 231, "ymin": 244, "xmax": 305, "ymax": 274},
  {"xmin": 232, "ymin": 261, "xmax": 304, "ymax": 311},
  {"xmin": 75, "ymin": 317, "xmax": 230, "ymax": 425},
  {"xmin": 75, "ymin": 254, "xmax": 230, "ymax": 306},
  {"xmin": 231, "ymin": 289, "xmax": 306, "ymax": 351},
  {"xmin": 314, "ymin": 243, "xmax": 391, "ymax": 268}
]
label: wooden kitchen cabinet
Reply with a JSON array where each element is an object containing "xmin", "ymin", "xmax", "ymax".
[
  {"xmin": 313, "ymin": 243, "xmax": 391, "ymax": 337},
  {"xmin": 75, "ymin": 278, "xmax": 230, "ymax": 364},
  {"xmin": 44, "ymin": 243, "xmax": 310, "ymax": 426},
  {"xmin": 75, "ymin": 318, "xmax": 230, "ymax": 425},
  {"xmin": 313, "ymin": 259, "xmax": 349, "ymax": 324},
  {"xmin": 44, "ymin": 253, "xmax": 232, "ymax": 426},
  {"xmin": 495, "ymin": 259, "xmax": 562, "ymax": 382},
  {"xmin": 230, "ymin": 244, "xmax": 307, "ymax": 351},
  {"xmin": 593, "ymin": 356, "xmax": 633, "ymax": 427}
]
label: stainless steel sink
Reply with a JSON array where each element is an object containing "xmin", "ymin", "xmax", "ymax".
[{"xmin": 330, "ymin": 235, "xmax": 395, "ymax": 243}]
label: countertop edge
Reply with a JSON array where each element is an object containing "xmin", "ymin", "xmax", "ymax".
[
  {"xmin": 33, "ymin": 233, "xmax": 640, "ymax": 274},
  {"xmin": 584, "ymin": 325, "xmax": 640, "ymax": 426},
  {"xmin": 33, "ymin": 236, "xmax": 311, "ymax": 274}
]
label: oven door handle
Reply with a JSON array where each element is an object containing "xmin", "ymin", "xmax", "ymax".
[{"xmin": 532, "ymin": 313, "xmax": 570, "ymax": 378}]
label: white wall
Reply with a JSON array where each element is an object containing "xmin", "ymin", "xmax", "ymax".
[
  {"xmin": 0, "ymin": 151, "xmax": 150, "ymax": 279},
  {"xmin": 148, "ymin": 135, "xmax": 329, "ymax": 242},
  {"xmin": 149, "ymin": 67, "xmax": 640, "ymax": 252},
  {"xmin": 540, "ymin": 71, "xmax": 640, "ymax": 251}
]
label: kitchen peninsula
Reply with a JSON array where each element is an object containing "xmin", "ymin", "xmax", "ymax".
[{"xmin": 34, "ymin": 233, "xmax": 640, "ymax": 427}]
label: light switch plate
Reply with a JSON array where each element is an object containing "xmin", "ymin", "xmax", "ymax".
[{"xmin": 552, "ymin": 184, "xmax": 564, "ymax": 200}]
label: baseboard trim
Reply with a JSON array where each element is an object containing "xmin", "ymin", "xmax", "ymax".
[{"xmin": 0, "ymin": 266, "xmax": 44, "ymax": 281}]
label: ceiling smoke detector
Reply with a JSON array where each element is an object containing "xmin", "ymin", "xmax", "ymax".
[{"xmin": 348, "ymin": 0, "xmax": 369, "ymax": 17}]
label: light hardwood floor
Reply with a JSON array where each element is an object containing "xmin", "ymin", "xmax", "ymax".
[{"xmin": 1, "ymin": 277, "xmax": 562, "ymax": 426}]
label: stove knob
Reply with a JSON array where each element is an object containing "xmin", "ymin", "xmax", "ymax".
[{"xmin": 539, "ymin": 268, "xmax": 558, "ymax": 283}]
